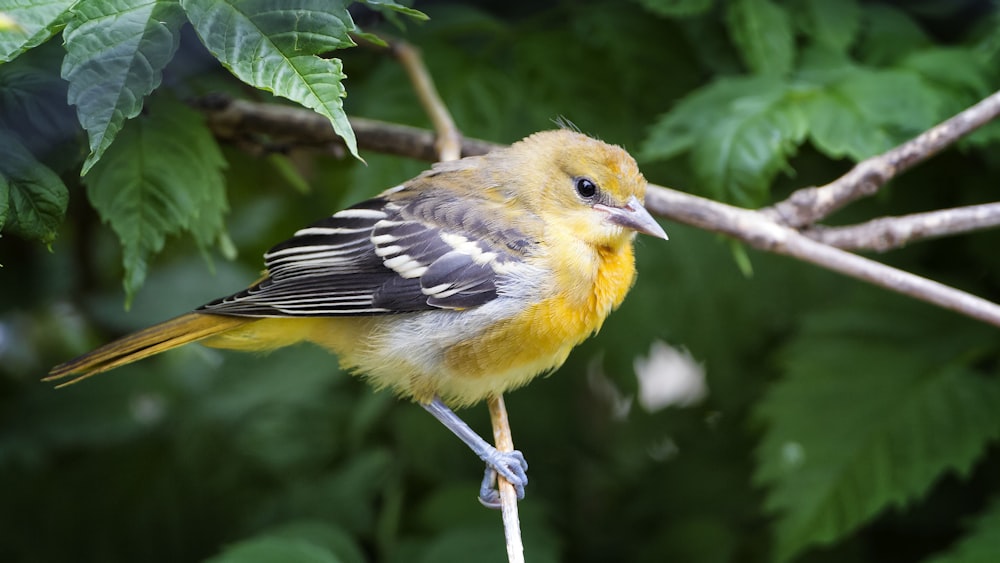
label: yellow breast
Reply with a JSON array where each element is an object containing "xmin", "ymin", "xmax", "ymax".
[{"xmin": 439, "ymin": 242, "xmax": 637, "ymax": 404}]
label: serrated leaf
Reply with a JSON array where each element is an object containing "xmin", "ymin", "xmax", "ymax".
[
  {"xmin": 0, "ymin": 129, "xmax": 69, "ymax": 243},
  {"xmin": 835, "ymin": 67, "xmax": 940, "ymax": 134},
  {"xmin": 84, "ymin": 98, "xmax": 227, "ymax": 303},
  {"xmin": 755, "ymin": 304, "xmax": 1000, "ymax": 562},
  {"xmin": 690, "ymin": 79, "xmax": 805, "ymax": 205},
  {"xmin": 206, "ymin": 536, "xmax": 342, "ymax": 563},
  {"xmin": 181, "ymin": 0, "xmax": 363, "ymax": 159},
  {"xmin": 857, "ymin": 4, "xmax": 931, "ymax": 66},
  {"xmin": 927, "ymin": 496, "xmax": 1000, "ymax": 563},
  {"xmin": 640, "ymin": 75, "xmax": 778, "ymax": 162},
  {"xmin": 802, "ymin": 89, "xmax": 893, "ymax": 160},
  {"xmin": 726, "ymin": 0, "xmax": 794, "ymax": 75},
  {"xmin": 901, "ymin": 48, "xmax": 993, "ymax": 106},
  {"xmin": 793, "ymin": 0, "xmax": 859, "ymax": 52},
  {"xmin": 633, "ymin": 0, "xmax": 714, "ymax": 18},
  {"xmin": 0, "ymin": 0, "xmax": 75, "ymax": 63},
  {"xmin": 61, "ymin": 0, "xmax": 185, "ymax": 175}
]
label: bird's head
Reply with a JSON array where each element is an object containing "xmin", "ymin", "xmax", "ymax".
[{"xmin": 507, "ymin": 129, "xmax": 668, "ymax": 249}]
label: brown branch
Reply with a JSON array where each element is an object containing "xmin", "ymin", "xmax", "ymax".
[
  {"xmin": 198, "ymin": 95, "xmax": 498, "ymax": 159},
  {"xmin": 488, "ymin": 396, "xmax": 525, "ymax": 563},
  {"xmin": 390, "ymin": 40, "xmax": 463, "ymax": 162},
  {"xmin": 644, "ymin": 187, "xmax": 1000, "ymax": 327},
  {"xmin": 764, "ymin": 90, "xmax": 1000, "ymax": 228},
  {"xmin": 804, "ymin": 203, "xmax": 1000, "ymax": 252}
]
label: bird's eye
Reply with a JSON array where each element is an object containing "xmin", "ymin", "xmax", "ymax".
[{"xmin": 575, "ymin": 177, "xmax": 598, "ymax": 199}]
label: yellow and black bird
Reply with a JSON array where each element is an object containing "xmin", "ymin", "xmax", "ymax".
[{"xmin": 48, "ymin": 129, "xmax": 668, "ymax": 505}]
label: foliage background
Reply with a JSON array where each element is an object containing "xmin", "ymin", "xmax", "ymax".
[{"xmin": 2, "ymin": 0, "xmax": 1000, "ymax": 562}]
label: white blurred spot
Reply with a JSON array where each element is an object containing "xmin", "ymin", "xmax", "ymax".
[
  {"xmin": 781, "ymin": 441, "xmax": 805, "ymax": 469},
  {"xmin": 633, "ymin": 341, "xmax": 707, "ymax": 412},
  {"xmin": 130, "ymin": 393, "xmax": 166, "ymax": 425}
]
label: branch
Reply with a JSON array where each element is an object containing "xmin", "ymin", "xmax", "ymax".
[
  {"xmin": 488, "ymin": 396, "xmax": 525, "ymax": 563},
  {"xmin": 390, "ymin": 40, "xmax": 463, "ymax": 162},
  {"xmin": 644, "ymin": 187, "xmax": 1000, "ymax": 327},
  {"xmin": 804, "ymin": 203, "xmax": 1000, "ymax": 252},
  {"xmin": 765, "ymin": 90, "xmax": 1000, "ymax": 228},
  {"xmin": 198, "ymin": 95, "xmax": 499, "ymax": 160}
]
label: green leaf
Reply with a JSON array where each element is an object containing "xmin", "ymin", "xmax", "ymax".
[
  {"xmin": 834, "ymin": 67, "xmax": 940, "ymax": 134},
  {"xmin": 61, "ymin": 0, "xmax": 185, "ymax": 175},
  {"xmin": 798, "ymin": 57, "xmax": 946, "ymax": 160},
  {"xmin": 690, "ymin": 79, "xmax": 805, "ymax": 205},
  {"xmin": 0, "ymin": 129, "xmax": 69, "ymax": 243},
  {"xmin": 641, "ymin": 76, "xmax": 808, "ymax": 204},
  {"xmin": 0, "ymin": 41, "xmax": 78, "ymax": 164},
  {"xmin": 356, "ymin": 0, "xmax": 429, "ymax": 21},
  {"xmin": 755, "ymin": 303, "xmax": 1000, "ymax": 562},
  {"xmin": 856, "ymin": 4, "xmax": 930, "ymax": 66},
  {"xmin": 207, "ymin": 536, "xmax": 343, "ymax": 563},
  {"xmin": 262, "ymin": 521, "xmax": 367, "ymax": 563},
  {"xmin": 792, "ymin": 0, "xmax": 859, "ymax": 52},
  {"xmin": 901, "ymin": 48, "xmax": 993, "ymax": 110},
  {"xmin": 84, "ymin": 97, "xmax": 228, "ymax": 303},
  {"xmin": 641, "ymin": 75, "xmax": 777, "ymax": 162},
  {"xmin": 927, "ymin": 496, "xmax": 1000, "ymax": 563},
  {"xmin": 726, "ymin": 0, "xmax": 794, "ymax": 75},
  {"xmin": 181, "ymin": 0, "xmax": 363, "ymax": 159},
  {"xmin": 633, "ymin": 0, "xmax": 714, "ymax": 18},
  {"xmin": 0, "ymin": 0, "xmax": 75, "ymax": 63},
  {"xmin": 801, "ymin": 89, "xmax": 892, "ymax": 160}
]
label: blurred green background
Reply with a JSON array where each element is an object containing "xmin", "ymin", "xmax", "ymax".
[{"xmin": 3, "ymin": 1, "xmax": 1000, "ymax": 562}]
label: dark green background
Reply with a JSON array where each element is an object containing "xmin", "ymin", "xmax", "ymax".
[{"xmin": 2, "ymin": 1, "xmax": 1000, "ymax": 561}]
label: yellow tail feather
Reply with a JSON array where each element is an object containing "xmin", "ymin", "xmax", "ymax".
[{"xmin": 45, "ymin": 313, "xmax": 255, "ymax": 387}]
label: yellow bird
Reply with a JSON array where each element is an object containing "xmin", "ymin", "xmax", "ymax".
[{"xmin": 47, "ymin": 129, "xmax": 668, "ymax": 506}]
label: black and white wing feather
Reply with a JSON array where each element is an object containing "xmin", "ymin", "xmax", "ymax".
[{"xmin": 199, "ymin": 191, "xmax": 534, "ymax": 317}]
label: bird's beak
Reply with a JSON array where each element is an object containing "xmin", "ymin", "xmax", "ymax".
[{"xmin": 595, "ymin": 195, "xmax": 668, "ymax": 240}]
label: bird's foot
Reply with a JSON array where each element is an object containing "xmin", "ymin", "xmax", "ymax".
[{"xmin": 477, "ymin": 447, "xmax": 527, "ymax": 509}]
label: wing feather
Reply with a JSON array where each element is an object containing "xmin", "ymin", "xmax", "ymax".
[{"xmin": 199, "ymin": 190, "xmax": 536, "ymax": 317}]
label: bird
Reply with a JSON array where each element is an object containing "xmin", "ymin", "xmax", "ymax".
[{"xmin": 46, "ymin": 129, "xmax": 668, "ymax": 506}]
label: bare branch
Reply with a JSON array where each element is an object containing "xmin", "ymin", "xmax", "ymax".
[
  {"xmin": 805, "ymin": 203, "xmax": 1000, "ymax": 252},
  {"xmin": 644, "ymin": 186, "xmax": 1000, "ymax": 327},
  {"xmin": 390, "ymin": 40, "xmax": 463, "ymax": 162},
  {"xmin": 765, "ymin": 90, "xmax": 1000, "ymax": 228},
  {"xmin": 488, "ymin": 395, "xmax": 525, "ymax": 563},
  {"xmin": 198, "ymin": 95, "xmax": 499, "ymax": 159}
]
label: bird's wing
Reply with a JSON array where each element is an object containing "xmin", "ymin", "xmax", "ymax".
[{"xmin": 199, "ymin": 191, "xmax": 536, "ymax": 317}]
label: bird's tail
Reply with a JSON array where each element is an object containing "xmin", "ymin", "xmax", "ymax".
[{"xmin": 45, "ymin": 312, "xmax": 255, "ymax": 387}]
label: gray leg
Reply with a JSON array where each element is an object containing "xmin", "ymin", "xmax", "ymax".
[{"xmin": 421, "ymin": 397, "xmax": 528, "ymax": 507}]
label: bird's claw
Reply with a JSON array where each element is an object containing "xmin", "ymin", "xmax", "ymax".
[{"xmin": 477, "ymin": 448, "xmax": 528, "ymax": 509}]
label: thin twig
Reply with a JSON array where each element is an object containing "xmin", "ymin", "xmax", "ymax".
[
  {"xmin": 488, "ymin": 395, "xmax": 525, "ymax": 563},
  {"xmin": 644, "ymin": 187, "xmax": 1000, "ymax": 327},
  {"xmin": 391, "ymin": 40, "xmax": 463, "ymax": 162},
  {"xmin": 804, "ymin": 202, "xmax": 1000, "ymax": 252},
  {"xmin": 764, "ymin": 90, "xmax": 1000, "ymax": 228}
]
